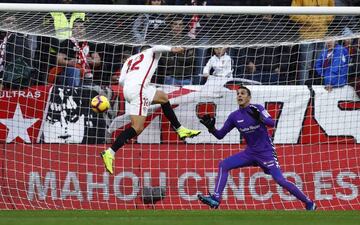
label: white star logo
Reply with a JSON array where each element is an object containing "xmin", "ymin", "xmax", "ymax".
[{"xmin": 0, "ymin": 104, "xmax": 38, "ymax": 143}]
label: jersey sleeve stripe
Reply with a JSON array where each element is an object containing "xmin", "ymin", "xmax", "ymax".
[{"xmin": 138, "ymin": 53, "xmax": 156, "ymax": 115}]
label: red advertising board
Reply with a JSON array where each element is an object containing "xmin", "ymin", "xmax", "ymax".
[{"xmin": 1, "ymin": 143, "xmax": 359, "ymax": 210}]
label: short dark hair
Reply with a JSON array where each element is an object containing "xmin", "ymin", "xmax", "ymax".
[
  {"xmin": 238, "ymin": 85, "xmax": 251, "ymax": 96},
  {"xmin": 166, "ymin": 14, "xmax": 183, "ymax": 24},
  {"xmin": 140, "ymin": 45, "xmax": 151, "ymax": 52}
]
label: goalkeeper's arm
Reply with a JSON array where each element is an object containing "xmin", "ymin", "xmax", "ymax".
[
  {"xmin": 247, "ymin": 104, "xmax": 275, "ymax": 127},
  {"xmin": 200, "ymin": 114, "xmax": 235, "ymax": 140}
]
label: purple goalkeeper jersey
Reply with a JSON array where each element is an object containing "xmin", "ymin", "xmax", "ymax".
[{"xmin": 212, "ymin": 104, "xmax": 275, "ymax": 154}]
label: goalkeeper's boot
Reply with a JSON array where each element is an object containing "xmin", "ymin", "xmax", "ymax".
[
  {"xmin": 305, "ymin": 201, "xmax": 317, "ymax": 211},
  {"xmin": 177, "ymin": 127, "xmax": 201, "ymax": 140},
  {"xmin": 100, "ymin": 149, "xmax": 114, "ymax": 175},
  {"xmin": 197, "ymin": 194, "xmax": 220, "ymax": 209}
]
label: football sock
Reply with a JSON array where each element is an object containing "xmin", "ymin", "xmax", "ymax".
[
  {"xmin": 270, "ymin": 168, "xmax": 312, "ymax": 204},
  {"xmin": 111, "ymin": 127, "xmax": 137, "ymax": 152},
  {"xmin": 213, "ymin": 153, "xmax": 250, "ymax": 202},
  {"xmin": 161, "ymin": 101, "xmax": 181, "ymax": 129},
  {"xmin": 108, "ymin": 148, "xmax": 116, "ymax": 157},
  {"xmin": 278, "ymin": 179, "xmax": 311, "ymax": 204},
  {"xmin": 213, "ymin": 166, "xmax": 227, "ymax": 202}
]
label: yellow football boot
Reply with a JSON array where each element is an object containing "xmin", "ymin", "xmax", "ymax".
[
  {"xmin": 177, "ymin": 127, "xmax": 201, "ymax": 140},
  {"xmin": 100, "ymin": 149, "xmax": 114, "ymax": 174}
]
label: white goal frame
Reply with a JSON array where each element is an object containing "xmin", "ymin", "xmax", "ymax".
[{"xmin": 0, "ymin": 4, "xmax": 360, "ymax": 15}]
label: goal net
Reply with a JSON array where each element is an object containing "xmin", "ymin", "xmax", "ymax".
[{"xmin": 0, "ymin": 4, "xmax": 359, "ymax": 210}]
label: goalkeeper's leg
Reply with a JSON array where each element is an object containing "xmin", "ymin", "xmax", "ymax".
[
  {"xmin": 198, "ymin": 151, "xmax": 254, "ymax": 208},
  {"xmin": 197, "ymin": 193, "xmax": 220, "ymax": 209},
  {"xmin": 269, "ymin": 166, "xmax": 316, "ymax": 210},
  {"xmin": 153, "ymin": 90, "xmax": 201, "ymax": 139}
]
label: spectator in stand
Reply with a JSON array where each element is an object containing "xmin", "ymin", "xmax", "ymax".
[
  {"xmin": 39, "ymin": 1, "xmax": 88, "ymax": 85},
  {"xmin": 53, "ymin": 19, "xmax": 101, "ymax": 87},
  {"xmin": 132, "ymin": 0, "xmax": 167, "ymax": 47},
  {"xmin": 33, "ymin": 35, "xmax": 59, "ymax": 86},
  {"xmin": 0, "ymin": 30, "xmax": 8, "ymax": 89},
  {"xmin": 163, "ymin": 51, "xmax": 195, "ymax": 83},
  {"xmin": 237, "ymin": 45, "xmax": 291, "ymax": 85},
  {"xmin": 1, "ymin": 15, "xmax": 34, "ymax": 89},
  {"xmin": 43, "ymin": 0, "xmax": 87, "ymax": 41},
  {"xmin": 330, "ymin": 0, "xmax": 358, "ymax": 37},
  {"xmin": 108, "ymin": 49, "xmax": 132, "ymax": 85},
  {"xmin": 178, "ymin": 0, "xmax": 210, "ymax": 84},
  {"xmin": 200, "ymin": 47, "xmax": 232, "ymax": 97},
  {"xmin": 230, "ymin": 11, "xmax": 297, "ymax": 83},
  {"xmin": 202, "ymin": 47, "xmax": 232, "ymax": 79},
  {"xmin": 345, "ymin": 37, "xmax": 360, "ymax": 97},
  {"xmin": 159, "ymin": 16, "xmax": 195, "ymax": 85},
  {"xmin": 315, "ymin": 40, "xmax": 349, "ymax": 92},
  {"xmin": 290, "ymin": 0, "xmax": 334, "ymax": 85}
]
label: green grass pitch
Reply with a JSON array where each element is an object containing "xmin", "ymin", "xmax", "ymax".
[{"xmin": 0, "ymin": 210, "xmax": 359, "ymax": 225}]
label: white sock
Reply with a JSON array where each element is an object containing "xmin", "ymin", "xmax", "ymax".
[
  {"xmin": 107, "ymin": 148, "xmax": 115, "ymax": 157},
  {"xmin": 176, "ymin": 126, "xmax": 184, "ymax": 131}
]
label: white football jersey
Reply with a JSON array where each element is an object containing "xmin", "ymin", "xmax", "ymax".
[
  {"xmin": 203, "ymin": 53, "xmax": 233, "ymax": 77},
  {"xmin": 119, "ymin": 45, "xmax": 172, "ymax": 87}
]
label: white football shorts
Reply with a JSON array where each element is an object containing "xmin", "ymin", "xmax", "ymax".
[{"xmin": 123, "ymin": 84, "xmax": 157, "ymax": 116}]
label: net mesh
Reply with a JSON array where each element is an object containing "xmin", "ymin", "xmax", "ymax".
[
  {"xmin": 0, "ymin": 11, "xmax": 359, "ymax": 46},
  {"xmin": 0, "ymin": 5, "xmax": 359, "ymax": 210}
]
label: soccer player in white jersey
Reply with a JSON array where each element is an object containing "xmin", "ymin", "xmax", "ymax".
[{"xmin": 101, "ymin": 45, "xmax": 201, "ymax": 174}]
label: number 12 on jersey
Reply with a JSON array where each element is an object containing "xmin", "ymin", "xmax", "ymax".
[{"xmin": 126, "ymin": 53, "xmax": 144, "ymax": 73}]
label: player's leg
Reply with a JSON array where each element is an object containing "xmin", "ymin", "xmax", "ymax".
[
  {"xmin": 198, "ymin": 151, "xmax": 254, "ymax": 208},
  {"xmin": 152, "ymin": 90, "xmax": 201, "ymax": 139},
  {"xmin": 258, "ymin": 152, "xmax": 316, "ymax": 211},
  {"xmin": 101, "ymin": 85, "xmax": 149, "ymax": 175},
  {"xmin": 152, "ymin": 90, "xmax": 181, "ymax": 129},
  {"xmin": 112, "ymin": 115, "xmax": 146, "ymax": 151},
  {"xmin": 101, "ymin": 115, "xmax": 145, "ymax": 174},
  {"xmin": 268, "ymin": 166, "xmax": 316, "ymax": 210}
]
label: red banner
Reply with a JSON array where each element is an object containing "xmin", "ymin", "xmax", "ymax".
[
  {"xmin": 1, "ymin": 143, "xmax": 359, "ymax": 210},
  {"xmin": 0, "ymin": 85, "xmax": 359, "ymax": 145},
  {"xmin": 0, "ymin": 86, "xmax": 51, "ymax": 143}
]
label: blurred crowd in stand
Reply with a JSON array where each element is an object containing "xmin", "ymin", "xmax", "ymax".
[{"xmin": 0, "ymin": 0, "xmax": 360, "ymax": 97}]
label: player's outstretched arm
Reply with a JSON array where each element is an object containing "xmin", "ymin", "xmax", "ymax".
[
  {"xmin": 200, "ymin": 114, "xmax": 235, "ymax": 140},
  {"xmin": 150, "ymin": 45, "xmax": 173, "ymax": 53},
  {"xmin": 149, "ymin": 46, "xmax": 184, "ymax": 54},
  {"xmin": 170, "ymin": 47, "xmax": 185, "ymax": 54}
]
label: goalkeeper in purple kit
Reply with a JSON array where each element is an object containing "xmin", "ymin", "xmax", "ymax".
[{"xmin": 197, "ymin": 86, "xmax": 316, "ymax": 210}]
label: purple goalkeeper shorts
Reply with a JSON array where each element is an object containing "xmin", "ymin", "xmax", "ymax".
[{"xmin": 223, "ymin": 148, "xmax": 280, "ymax": 175}]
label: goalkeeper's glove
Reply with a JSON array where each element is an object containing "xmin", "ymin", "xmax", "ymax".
[
  {"xmin": 200, "ymin": 114, "xmax": 216, "ymax": 132},
  {"xmin": 248, "ymin": 105, "xmax": 263, "ymax": 123}
]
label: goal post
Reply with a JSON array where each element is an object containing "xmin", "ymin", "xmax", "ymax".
[{"xmin": 0, "ymin": 4, "xmax": 359, "ymax": 210}]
